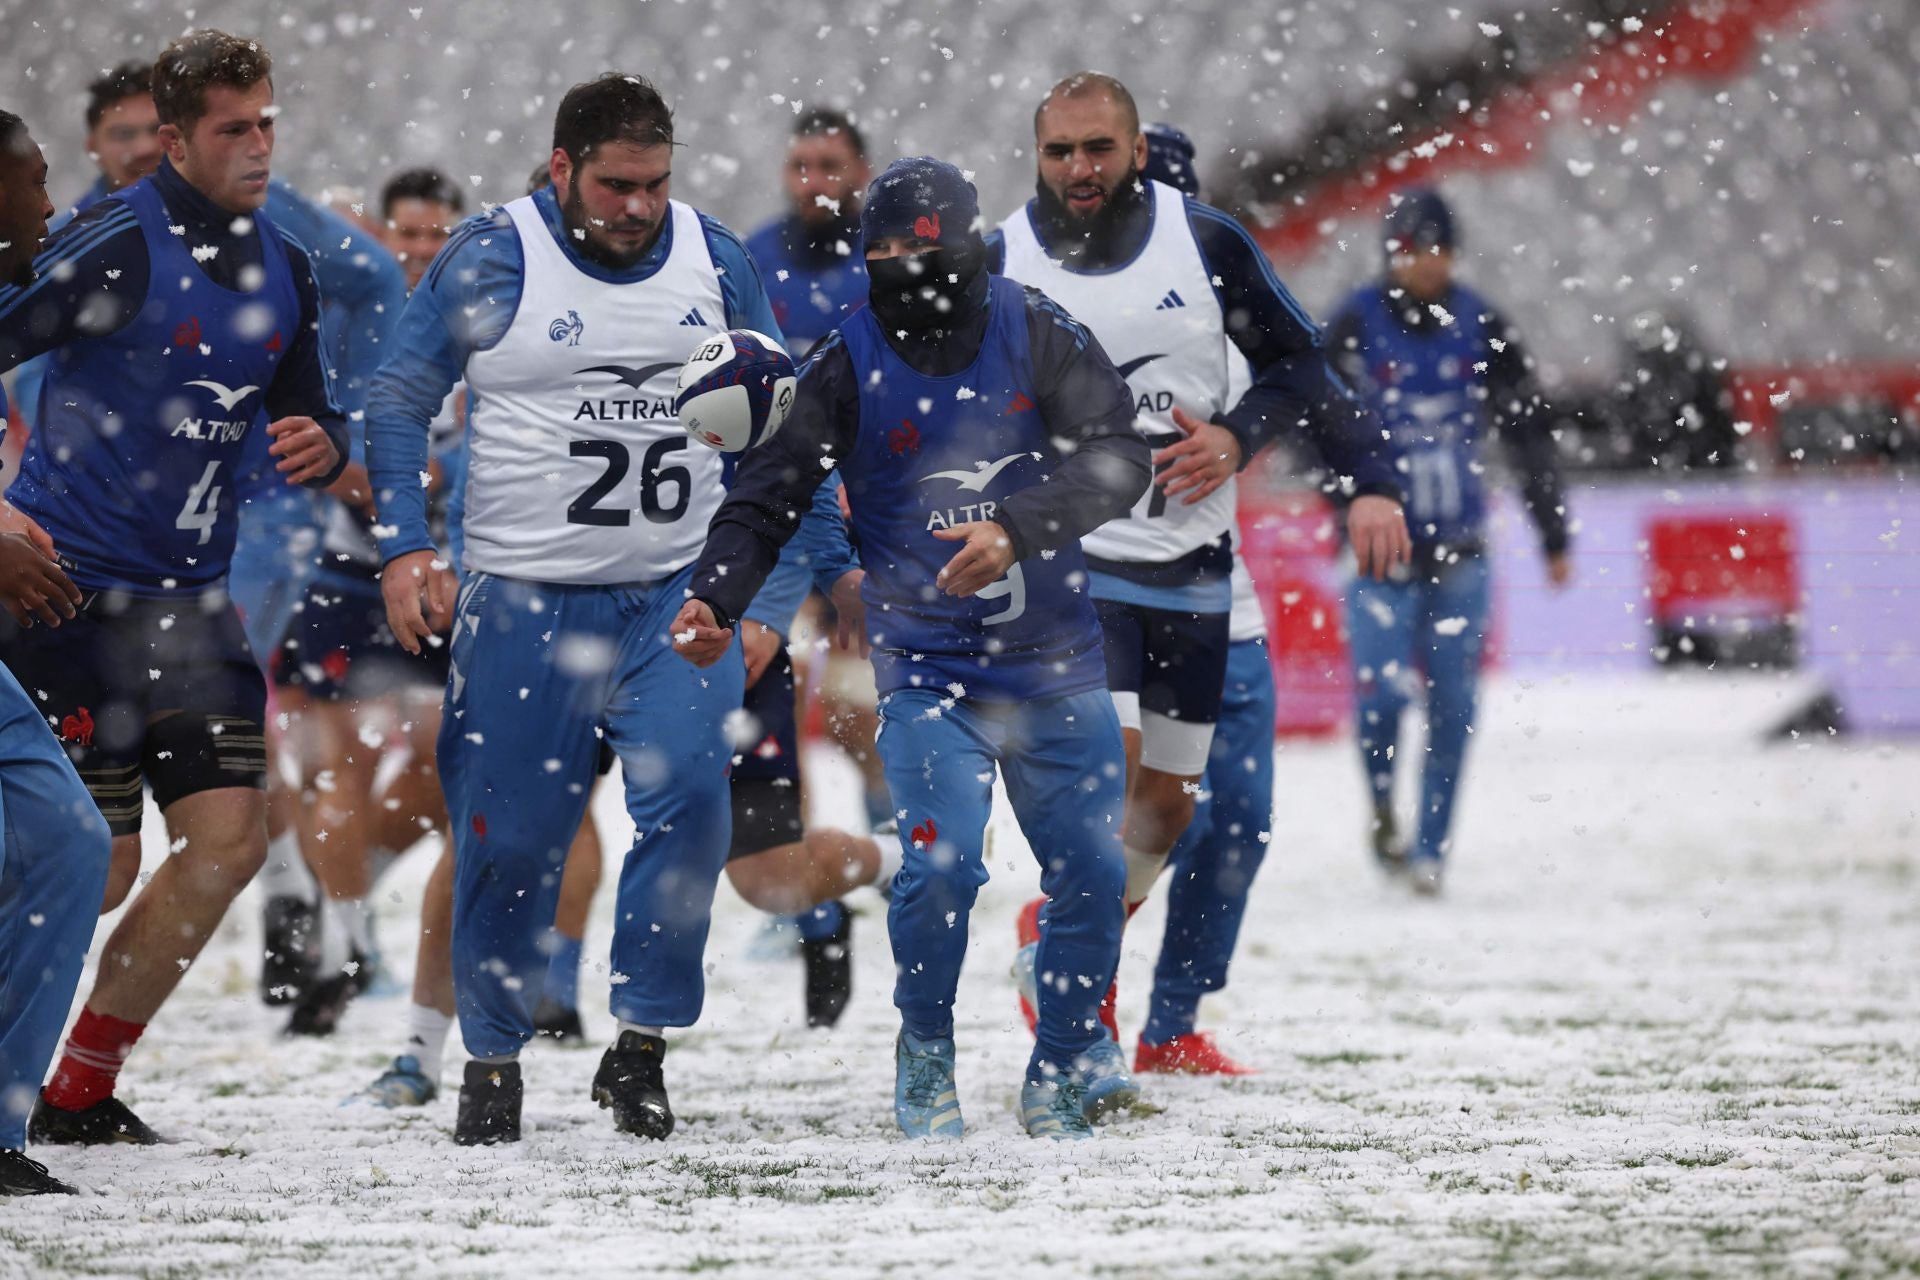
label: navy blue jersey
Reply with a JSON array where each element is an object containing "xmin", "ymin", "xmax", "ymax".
[
  {"xmin": 743, "ymin": 214, "xmax": 868, "ymax": 358},
  {"xmin": 692, "ymin": 278, "xmax": 1148, "ymax": 702},
  {"xmin": 834, "ymin": 278, "xmax": 1106, "ymax": 699},
  {"xmin": 8, "ymin": 179, "xmax": 306, "ymax": 594},
  {"xmin": 16, "ymin": 176, "xmax": 403, "ymax": 438},
  {"xmin": 1328, "ymin": 282, "xmax": 1569, "ymax": 557},
  {"xmin": 1338, "ymin": 284, "xmax": 1491, "ymax": 548}
]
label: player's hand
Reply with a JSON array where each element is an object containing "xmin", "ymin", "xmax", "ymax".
[
  {"xmin": 0, "ymin": 501, "xmax": 58, "ymax": 561},
  {"xmin": 0, "ymin": 532, "xmax": 82, "ymax": 628},
  {"xmin": 269, "ymin": 416, "xmax": 343, "ymax": 485},
  {"xmin": 1349, "ymin": 495, "xmax": 1412, "ymax": 581},
  {"xmin": 381, "ymin": 548, "xmax": 456, "ymax": 655},
  {"xmin": 1154, "ymin": 406, "xmax": 1243, "ymax": 506},
  {"xmin": 828, "ymin": 568, "xmax": 870, "ymax": 658},
  {"xmin": 932, "ymin": 522, "xmax": 1015, "ymax": 598},
  {"xmin": 1546, "ymin": 552, "xmax": 1573, "ymax": 589},
  {"xmin": 740, "ymin": 619, "xmax": 782, "ymax": 689},
  {"xmin": 672, "ymin": 599, "xmax": 735, "ymax": 667}
]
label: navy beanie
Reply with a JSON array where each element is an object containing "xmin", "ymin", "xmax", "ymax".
[
  {"xmin": 859, "ymin": 156, "xmax": 980, "ymax": 250},
  {"xmin": 1383, "ymin": 188, "xmax": 1457, "ymax": 254},
  {"xmin": 1142, "ymin": 122, "xmax": 1199, "ymax": 197}
]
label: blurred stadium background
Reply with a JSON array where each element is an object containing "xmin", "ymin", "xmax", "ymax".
[{"xmin": 3, "ymin": 0, "xmax": 1913, "ymax": 732}]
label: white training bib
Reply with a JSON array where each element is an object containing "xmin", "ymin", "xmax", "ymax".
[
  {"xmin": 999, "ymin": 179, "xmax": 1235, "ymax": 564},
  {"xmin": 461, "ymin": 196, "xmax": 728, "ymax": 584}
]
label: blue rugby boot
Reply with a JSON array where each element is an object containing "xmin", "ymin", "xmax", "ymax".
[
  {"xmin": 893, "ymin": 1032, "xmax": 963, "ymax": 1140},
  {"xmin": 362, "ymin": 1055, "xmax": 437, "ymax": 1107},
  {"xmin": 1075, "ymin": 1036, "xmax": 1139, "ymax": 1122},
  {"xmin": 1019, "ymin": 1074, "xmax": 1094, "ymax": 1141}
]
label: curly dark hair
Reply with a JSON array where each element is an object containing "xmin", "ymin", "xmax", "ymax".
[
  {"xmin": 552, "ymin": 72, "xmax": 674, "ymax": 164},
  {"xmin": 152, "ymin": 30, "xmax": 272, "ymax": 132}
]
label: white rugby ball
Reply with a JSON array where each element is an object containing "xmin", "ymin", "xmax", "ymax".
[{"xmin": 675, "ymin": 328, "xmax": 799, "ymax": 453}]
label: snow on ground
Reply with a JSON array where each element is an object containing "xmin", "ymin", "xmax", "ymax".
[{"xmin": 1, "ymin": 671, "xmax": 1915, "ymax": 1279}]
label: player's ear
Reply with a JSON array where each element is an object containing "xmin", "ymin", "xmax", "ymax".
[
  {"xmin": 158, "ymin": 122, "xmax": 186, "ymax": 164},
  {"xmin": 549, "ymin": 148, "xmax": 572, "ymax": 201},
  {"xmin": 1131, "ymin": 132, "xmax": 1148, "ymax": 176}
]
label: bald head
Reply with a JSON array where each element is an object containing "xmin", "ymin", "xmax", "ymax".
[{"xmin": 1034, "ymin": 71, "xmax": 1140, "ymax": 139}]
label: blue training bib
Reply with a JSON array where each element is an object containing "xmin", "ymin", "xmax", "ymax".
[
  {"xmin": 835, "ymin": 278, "xmax": 1106, "ymax": 701},
  {"xmin": 9, "ymin": 178, "xmax": 303, "ymax": 595}
]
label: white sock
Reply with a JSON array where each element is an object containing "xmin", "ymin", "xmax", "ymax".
[
  {"xmin": 258, "ymin": 829, "xmax": 318, "ymax": 903},
  {"xmin": 317, "ymin": 898, "xmax": 354, "ymax": 973},
  {"xmin": 617, "ymin": 1020, "xmax": 664, "ymax": 1041},
  {"xmin": 367, "ymin": 844, "xmax": 401, "ymax": 888},
  {"xmin": 342, "ymin": 898, "xmax": 375, "ymax": 956},
  {"xmin": 403, "ymin": 1003, "xmax": 455, "ymax": 1083},
  {"xmin": 1123, "ymin": 843, "xmax": 1166, "ymax": 908},
  {"xmin": 869, "ymin": 832, "xmax": 903, "ymax": 888}
]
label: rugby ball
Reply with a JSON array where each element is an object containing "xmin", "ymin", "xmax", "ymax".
[{"xmin": 675, "ymin": 329, "xmax": 798, "ymax": 453}]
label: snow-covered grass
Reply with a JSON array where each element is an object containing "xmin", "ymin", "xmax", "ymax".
[{"xmin": 3, "ymin": 672, "xmax": 1915, "ymax": 1279}]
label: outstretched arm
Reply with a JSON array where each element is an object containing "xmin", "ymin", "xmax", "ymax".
[{"xmin": 679, "ymin": 335, "xmax": 861, "ymax": 665}]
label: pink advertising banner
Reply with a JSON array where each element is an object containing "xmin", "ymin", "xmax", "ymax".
[{"xmin": 1239, "ymin": 475, "xmax": 1917, "ymax": 735}]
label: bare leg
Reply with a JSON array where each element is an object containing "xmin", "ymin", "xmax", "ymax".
[
  {"xmin": 1118, "ymin": 727, "xmax": 1203, "ymax": 905},
  {"xmin": 99, "ymin": 833, "xmax": 141, "ymax": 915},
  {"xmin": 551, "ymin": 813, "xmax": 601, "ymax": 943},
  {"xmin": 368, "ymin": 697, "xmax": 448, "ymax": 860},
  {"xmin": 296, "ymin": 699, "xmax": 380, "ymax": 901},
  {"xmin": 409, "ymin": 841, "xmax": 457, "ymax": 1017},
  {"xmin": 725, "ymin": 829, "xmax": 881, "ymax": 916},
  {"xmin": 88, "ymin": 787, "xmax": 267, "ymax": 1022},
  {"xmin": 824, "ymin": 699, "xmax": 890, "ymax": 823}
]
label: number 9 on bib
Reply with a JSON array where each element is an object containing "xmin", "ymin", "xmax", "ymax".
[{"xmin": 675, "ymin": 328, "xmax": 798, "ymax": 454}]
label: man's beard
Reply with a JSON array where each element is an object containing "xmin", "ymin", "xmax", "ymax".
[
  {"xmin": 561, "ymin": 184, "xmax": 660, "ymax": 270},
  {"xmin": 794, "ymin": 200, "xmax": 861, "ymax": 258},
  {"xmin": 1036, "ymin": 165, "xmax": 1136, "ymax": 264},
  {"xmin": 1036, "ymin": 162, "xmax": 1143, "ymax": 241},
  {"xmin": 795, "ymin": 196, "xmax": 855, "ymax": 231}
]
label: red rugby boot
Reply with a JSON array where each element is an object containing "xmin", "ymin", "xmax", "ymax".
[{"xmin": 1134, "ymin": 1032, "xmax": 1257, "ymax": 1077}]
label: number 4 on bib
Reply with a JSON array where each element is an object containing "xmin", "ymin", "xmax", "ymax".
[{"xmin": 176, "ymin": 460, "xmax": 223, "ymax": 545}]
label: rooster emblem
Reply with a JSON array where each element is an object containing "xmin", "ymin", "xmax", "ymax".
[
  {"xmin": 59, "ymin": 707, "xmax": 95, "ymax": 748},
  {"xmin": 888, "ymin": 419, "xmax": 921, "ymax": 457}
]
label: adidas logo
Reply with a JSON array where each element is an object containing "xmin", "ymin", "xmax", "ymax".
[
  {"xmin": 679, "ymin": 306, "xmax": 710, "ymax": 327},
  {"xmin": 1153, "ymin": 290, "xmax": 1186, "ymax": 311}
]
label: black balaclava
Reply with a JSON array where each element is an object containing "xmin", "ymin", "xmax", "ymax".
[{"xmin": 860, "ymin": 156, "xmax": 988, "ymax": 334}]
